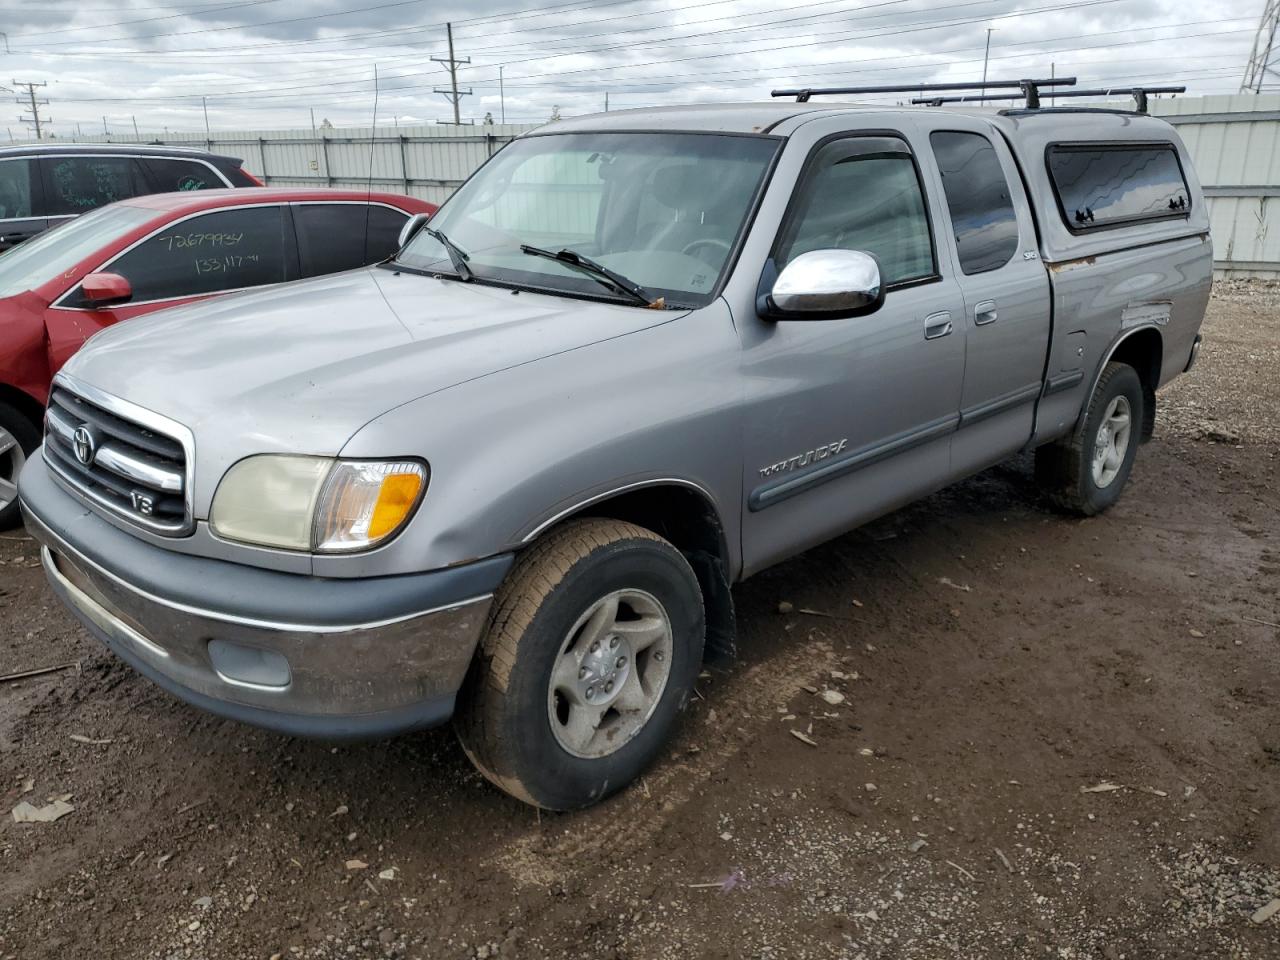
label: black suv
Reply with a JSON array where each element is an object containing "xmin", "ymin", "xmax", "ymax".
[{"xmin": 0, "ymin": 144, "xmax": 261, "ymax": 252}]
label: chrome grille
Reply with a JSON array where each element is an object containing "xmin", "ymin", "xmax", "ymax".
[{"xmin": 44, "ymin": 383, "xmax": 192, "ymax": 535}]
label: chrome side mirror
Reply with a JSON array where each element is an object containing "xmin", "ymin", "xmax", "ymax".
[
  {"xmin": 761, "ymin": 249, "xmax": 884, "ymax": 320},
  {"xmin": 397, "ymin": 212, "xmax": 432, "ymax": 249}
]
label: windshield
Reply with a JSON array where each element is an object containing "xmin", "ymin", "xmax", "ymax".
[
  {"xmin": 397, "ymin": 131, "xmax": 780, "ymax": 306},
  {"xmin": 0, "ymin": 204, "xmax": 157, "ymax": 299}
]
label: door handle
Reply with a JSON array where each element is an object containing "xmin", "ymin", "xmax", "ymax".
[
  {"xmin": 974, "ymin": 300, "xmax": 998, "ymax": 325},
  {"xmin": 924, "ymin": 311, "xmax": 953, "ymax": 340}
]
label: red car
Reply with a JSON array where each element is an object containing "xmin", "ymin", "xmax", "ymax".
[{"xmin": 0, "ymin": 187, "xmax": 435, "ymax": 526}]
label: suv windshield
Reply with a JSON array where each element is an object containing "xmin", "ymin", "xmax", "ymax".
[
  {"xmin": 0, "ymin": 204, "xmax": 156, "ymax": 299},
  {"xmin": 396, "ymin": 132, "xmax": 780, "ymax": 306}
]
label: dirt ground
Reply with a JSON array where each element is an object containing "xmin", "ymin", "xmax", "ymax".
[{"xmin": 2, "ymin": 285, "xmax": 1278, "ymax": 960}]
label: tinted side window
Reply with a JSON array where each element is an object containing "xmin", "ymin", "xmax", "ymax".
[
  {"xmin": 76, "ymin": 206, "xmax": 287, "ymax": 305},
  {"xmin": 0, "ymin": 159, "xmax": 36, "ymax": 219},
  {"xmin": 43, "ymin": 156, "xmax": 145, "ymax": 216},
  {"xmin": 366, "ymin": 204, "xmax": 410, "ymax": 261},
  {"xmin": 294, "ymin": 204, "xmax": 408, "ymax": 277},
  {"xmin": 930, "ymin": 131, "xmax": 1020, "ymax": 275},
  {"xmin": 1047, "ymin": 144, "xmax": 1189, "ymax": 230},
  {"xmin": 778, "ymin": 136, "xmax": 935, "ymax": 287},
  {"xmin": 141, "ymin": 158, "xmax": 221, "ymax": 193}
]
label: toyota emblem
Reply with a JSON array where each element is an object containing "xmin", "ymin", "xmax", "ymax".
[{"xmin": 72, "ymin": 426, "xmax": 96, "ymax": 466}]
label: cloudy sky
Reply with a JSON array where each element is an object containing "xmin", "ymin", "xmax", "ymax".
[{"xmin": 0, "ymin": 0, "xmax": 1263, "ymax": 136}]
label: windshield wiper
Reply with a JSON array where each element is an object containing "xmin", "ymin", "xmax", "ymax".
[
  {"xmin": 423, "ymin": 227, "xmax": 473, "ymax": 281},
  {"xmin": 520, "ymin": 244, "xmax": 660, "ymax": 307}
]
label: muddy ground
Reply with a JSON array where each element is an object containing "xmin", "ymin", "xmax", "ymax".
[{"xmin": 2, "ymin": 286, "xmax": 1278, "ymax": 960}]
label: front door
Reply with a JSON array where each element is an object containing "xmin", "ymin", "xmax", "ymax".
[
  {"xmin": 738, "ymin": 125, "xmax": 967, "ymax": 576},
  {"xmin": 917, "ymin": 117, "xmax": 1051, "ymax": 475}
]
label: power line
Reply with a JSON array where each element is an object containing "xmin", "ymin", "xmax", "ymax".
[
  {"xmin": 40, "ymin": 16, "xmax": 1252, "ymax": 107},
  {"xmin": 36, "ymin": 0, "xmax": 1141, "ymax": 103},
  {"xmin": 9, "ymin": 0, "xmax": 287, "ymax": 41}
]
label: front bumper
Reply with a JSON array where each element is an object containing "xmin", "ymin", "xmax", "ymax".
[{"xmin": 19, "ymin": 454, "xmax": 513, "ymax": 739}]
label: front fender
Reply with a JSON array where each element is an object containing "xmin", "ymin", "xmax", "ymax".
[{"xmin": 326, "ymin": 301, "xmax": 745, "ymax": 580}]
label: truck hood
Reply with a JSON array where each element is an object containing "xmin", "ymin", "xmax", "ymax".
[{"xmin": 63, "ymin": 267, "xmax": 682, "ymax": 463}]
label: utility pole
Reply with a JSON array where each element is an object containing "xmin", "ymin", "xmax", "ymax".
[
  {"xmin": 431, "ymin": 23, "xmax": 471, "ymax": 125},
  {"xmin": 132, "ymin": 115, "xmax": 139, "ymax": 137},
  {"xmin": 102, "ymin": 116, "xmax": 108, "ymax": 135},
  {"xmin": 202, "ymin": 96, "xmax": 210, "ymax": 136},
  {"xmin": 981, "ymin": 28, "xmax": 995, "ymax": 86},
  {"xmin": 13, "ymin": 80, "xmax": 50, "ymax": 140},
  {"xmin": 499, "ymin": 65, "xmax": 505, "ymax": 124},
  {"xmin": 605, "ymin": 91, "xmax": 609, "ymax": 112}
]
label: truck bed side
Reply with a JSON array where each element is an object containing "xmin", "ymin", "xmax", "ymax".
[{"xmin": 991, "ymin": 111, "xmax": 1214, "ymax": 445}]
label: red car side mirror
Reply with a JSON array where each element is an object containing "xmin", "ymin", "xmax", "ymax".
[{"xmin": 81, "ymin": 272, "xmax": 133, "ymax": 308}]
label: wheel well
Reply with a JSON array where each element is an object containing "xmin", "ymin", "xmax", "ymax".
[
  {"xmin": 0, "ymin": 384, "xmax": 44, "ymax": 432},
  {"xmin": 1108, "ymin": 328, "xmax": 1162, "ymax": 442},
  {"xmin": 544, "ymin": 485, "xmax": 737, "ymax": 661}
]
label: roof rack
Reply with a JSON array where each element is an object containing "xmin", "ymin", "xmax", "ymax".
[
  {"xmin": 911, "ymin": 85, "xmax": 1186, "ymax": 114},
  {"xmin": 770, "ymin": 77, "xmax": 1076, "ymax": 109}
]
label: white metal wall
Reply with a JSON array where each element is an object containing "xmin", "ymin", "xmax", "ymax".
[
  {"xmin": 15, "ymin": 96, "xmax": 1280, "ymax": 275},
  {"xmin": 31, "ymin": 123, "xmax": 538, "ymax": 207},
  {"xmin": 1152, "ymin": 95, "xmax": 1280, "ymax": 278}
]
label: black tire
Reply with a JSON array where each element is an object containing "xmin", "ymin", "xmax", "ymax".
[
  {"xmin": 1035, "ymin": 361, "xmax": 1144, "ymax": 516},
  {"xmin": 0, "ymin": 401, "xmax": 40, "ymax": 531},
  {"xmin": 455, "ymin": 518, "xmax": 705, "ymax": 810}
]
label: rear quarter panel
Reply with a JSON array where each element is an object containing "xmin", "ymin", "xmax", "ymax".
[{"xmin": 992, "ymin": 111, "xmax": 1213, "ymax": 441}]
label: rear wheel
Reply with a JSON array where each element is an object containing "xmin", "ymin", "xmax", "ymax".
[
  {"xmin": 456, "ymin": 518, "xmax": 704, "ymax": 810},
  {"xmin": 1035, "ymin": 361, "xmax": 1144, "ymax": 516},
  {"xmin": 0, "ymin": 402, "xmax": 39, "ymax": 530}
]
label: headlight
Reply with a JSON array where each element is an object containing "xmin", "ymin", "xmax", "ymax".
[{"xmin": 210, "ymin": 455, "xmax": 427, "ymax": 553}]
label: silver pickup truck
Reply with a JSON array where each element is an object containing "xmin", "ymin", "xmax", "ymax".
[{"xmin": 18, "ymin": 99, "xmax": 1210, "ymax": 810}]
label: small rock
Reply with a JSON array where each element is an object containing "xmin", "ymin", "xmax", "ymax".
[
  {"xmin": 819, "ymin": 689, "xmax": 845, "ymax": 705},
  {"xmin": 777, "ymin": 601, "xmax": 794, "ymax": 614},
  {"xmin": 345, "ymin": 859, "xmax": 368, "ymax": 871},
  {"xmin": 187, "ymin": 920, "xmax": 200, "ymax": 932},
  {"xmin": 194, "ymin": 896, "xmax": 213, "ymax": 909},
  {"xmin": 865, "ymin": 783, "xmax": 877, "ymax": 793},
  {"xmin": 908, "ymin": 839, "xmax": 928, "ymax": 853},
  {"xmin": 1189, "ymin": 628, "xmax": 1206, "ymax": 638},
  {"xmin": 1251, "ymin": 899, "xmax": 1280, "ymax": 925}
]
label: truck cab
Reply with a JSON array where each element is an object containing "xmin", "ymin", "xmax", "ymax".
[{"xmin": 18, "ymin": 97, "xmax": 1211, "ymax": 810}]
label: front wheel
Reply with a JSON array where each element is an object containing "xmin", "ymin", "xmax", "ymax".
[
  {"xmin": 0, "ymin": 402, "xmax": 40, "ymax": 531},
  {"xmin": 1035, "ymin": 361, "xmax": 1144, "ymax": 516},
  {"xmin": 455, "ymin": 519, "xmax": 705, "ymax": 810}
]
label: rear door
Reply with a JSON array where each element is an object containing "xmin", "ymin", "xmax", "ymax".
[
  {"xmin": 292, "ymin": 202, "xmax": 410, "ymax": 277},
  {"xmin": 918, "ymin": 116, "xmax": 1051, "ymax": 474},
  {"xmin": 44, "ymin": 203, "xmax": 292, "ymax": 371},
  {"xmin": 0, "ymin": 157, "xmax": 48, "ymax": 251},
  {"xmin": 39, "ymin": 154, "xmax": 149, "ymax": 228}
]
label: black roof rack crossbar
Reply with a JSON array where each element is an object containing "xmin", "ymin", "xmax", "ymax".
[
  {"xmin": 771, "ymin": 76, "xmax": 1076, "ymax": 108},
  {"xmin": 912, "ymin": 85, "xmax": 1185, "ymax": 114}
]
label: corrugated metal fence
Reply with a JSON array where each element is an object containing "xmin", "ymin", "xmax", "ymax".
[
  {"xmin": 53, "ymin": 123, "xmax": 539, "ymax": 207},
  {"xmin": 23, "ymin": 96, "xmax": 1280, "ymax": 275},
  {"xmin": 1150, "ymin": 94, "xmax": 1280, "ymax": 278}
]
